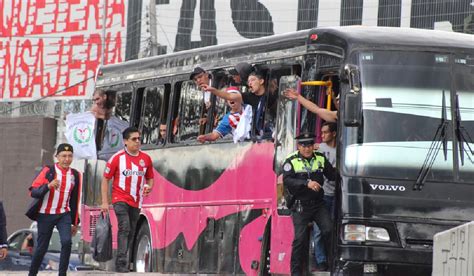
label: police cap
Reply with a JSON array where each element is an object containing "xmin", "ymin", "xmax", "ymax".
[{"xmin": 295, "ymin": 132, "xmax": 315, "ymax": 145}]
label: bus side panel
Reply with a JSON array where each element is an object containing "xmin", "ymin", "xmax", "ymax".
[
  {"xmin": 238, "ymin": 203, "xmax": 272, "ymax": 276},
  {"xmin": 269, "ymin": 212, "xmax": 293, "ymax": 274}
]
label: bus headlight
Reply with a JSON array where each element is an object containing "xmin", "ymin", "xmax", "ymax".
[
  {"xmin": 366, "ymin": 226, "xmax": 390, "ymax": 242},
  {"xmin": 344, "ymin": 224, "xmax": 390, "ymax": 242}
]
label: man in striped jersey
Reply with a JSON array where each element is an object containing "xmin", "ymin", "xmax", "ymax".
[
  {"xmin": 28, "ymin": 143, "xmax": 81, "ymax": 276},
  {"xmin": 197, "ymin": 86, "xmax": 251, "ymax": 143},
  {"xmin": 100, "ymin": 127, "xmax": 154, "ymax": 272}
]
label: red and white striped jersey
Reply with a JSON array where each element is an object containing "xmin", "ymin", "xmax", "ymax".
[
  {"xmin": 228, "ymin": 112, "xmax": 242, "ymax": 129},
  {"xmin": 32, "ymin": 164, "xmax": 77, "ymax": 215},
  {"xmin": 104, "ymin": 149, "xmax": 153, "ymax": 208}
]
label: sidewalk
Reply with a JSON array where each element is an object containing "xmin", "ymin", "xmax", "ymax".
[{"xmin": 2, "ymin": 272, "xmax": 165, "ymax": 276}]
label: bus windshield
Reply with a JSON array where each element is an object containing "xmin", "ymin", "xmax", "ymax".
[{"xmin": 343, "ymin": 50, "xmax": 474, "ymax": 183}]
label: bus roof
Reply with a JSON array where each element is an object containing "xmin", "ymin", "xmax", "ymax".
[
  {"xmin": 310, "ymin": 26, "xmax": 474, "ymax": 53},
  {"xmin": 96, "ymin": 29, "xmax": 311, "ymax": 87},
  {"xmin": 96, "ymin": 26, "xmax": 473, "ymax": 87}
]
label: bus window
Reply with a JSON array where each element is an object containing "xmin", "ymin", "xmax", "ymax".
[
  {"xmin": 314, "ymin": 75, "xmax": 340, "ymax": 142},
  {"xmin": 174, "ymin": 81, "xmax": 205, "ymax": 143},
  {"xmin": 139, "ymin": 85, "xmax": 170, "ymax": 145},
  {"xmin": 97, "ymin": 90, "xmax": 131, "ymax": 160},
  {"xmin": 208, "ymin": 70, "xmax": 231, "ymax": 135},
  {"xmin": 114, "ymin": 91, "xmax": 132, "ymax": 123}
]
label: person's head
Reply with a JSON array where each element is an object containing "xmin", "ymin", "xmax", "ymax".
[
  {"xmin": 190, "ymin": 67, "xmax": 209, "ymax": 88},
  {"xmin": 229, "ymin": 62, "xmax": 253, "ymax": 85},
  {"xmin": 123, "ymin": 127, "xmax": 141, "ymax": 153},
  {"xmin": 226, "ymin": 87, "xmax": 243, "ymax": 112},
  {"xmin": 56, "ymin": 143, "xmax": 74, "ymax": 169},
  {"xmin": 296, "ymin": 133, "xmax": 315, "ymax": 158},
  {"xmin": 93, "ymin": 89, "xmax": 116, "ymax": 110},
  {"xmin": 321, "ymin": 122, "xmax": 337, "ymax": 144},
  {"xmin": 247, "ymin": 71, "xmax": 266, "ymax": 95},
  {"xmin": 159, "ymin": 123, "xmax": 167, "ymax": 140}
]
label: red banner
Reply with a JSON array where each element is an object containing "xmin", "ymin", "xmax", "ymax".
[{"xmin": 0, "ymin": 0, "xmax": 125, "ymax": 101}]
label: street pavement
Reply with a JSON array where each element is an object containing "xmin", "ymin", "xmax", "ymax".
[{"xmin": 2, "ymin": 272, "xmax": 330, "ymax": 276}]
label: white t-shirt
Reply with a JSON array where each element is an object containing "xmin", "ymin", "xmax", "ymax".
[{"xmin": 318, "ymin": 143, "xmax": 336, "ymax": 196}]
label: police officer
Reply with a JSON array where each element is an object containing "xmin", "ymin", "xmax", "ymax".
[{"xmin": 283, "ymin": 133, "xmax": 336, "ymax": 275}]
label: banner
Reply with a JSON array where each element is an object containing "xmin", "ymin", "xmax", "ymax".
[
  {"xmin": 65, "ymin": 112, "xmax": 97, "ymax": 159},
  {"xmin": 0, "ymin": 0, "xmax": 125, "ymax": 101}
]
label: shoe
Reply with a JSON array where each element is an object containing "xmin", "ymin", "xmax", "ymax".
[
  {"xmin": 312, "ymin": 262, "xmax": 328, "ymax": 271},
  {"xmin": 116, "ymin": 266, "xmax": 129, "ymax": 273}
]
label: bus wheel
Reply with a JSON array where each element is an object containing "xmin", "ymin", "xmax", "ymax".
[{"xmin": 133, "ymin": 222, "xmax": 152, "ymax": 272}]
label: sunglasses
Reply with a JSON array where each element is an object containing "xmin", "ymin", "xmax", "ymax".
[{"xmin": 129, "ymin": 137, "xmax": 141, "ymax": 142}]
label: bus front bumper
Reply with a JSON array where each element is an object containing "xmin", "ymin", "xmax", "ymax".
[{"xmin": 334, "ymin": 245, "xmax": 432, "ymax": 276}]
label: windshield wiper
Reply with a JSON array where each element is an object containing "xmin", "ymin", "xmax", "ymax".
[
  {"xmin": 454, "ymin": 93, "xmax": 474, "ymax": 165},
  {"xmin": 413, "ymin": 90, "xmax": 449, "ymax": 191}
]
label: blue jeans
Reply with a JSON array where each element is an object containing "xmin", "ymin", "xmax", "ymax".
[
  {"xmin": 312, "ymin": 195, "xmax": 334, "ymax": 265},
  {"xmin": 29, "ymin": 212, "xmax": 72, "ymax": 276}
]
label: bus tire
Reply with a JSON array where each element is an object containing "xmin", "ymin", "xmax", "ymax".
[{"xmin": 133, "ymin": 222, "xmax": 153, "ymax": 272}]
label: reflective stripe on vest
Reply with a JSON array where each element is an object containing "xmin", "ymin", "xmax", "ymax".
[{"xmin": 289, "ymin": 155, "xmax": 325, "ymax": 174}]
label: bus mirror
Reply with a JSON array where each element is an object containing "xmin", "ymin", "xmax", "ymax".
[
  {"xmin": 344, "ymin": 93, "xmax": 362, "ymax": 127},
  {"xmin": 344, "ymin": 64, "xmax": 361, "ymax": 93}
]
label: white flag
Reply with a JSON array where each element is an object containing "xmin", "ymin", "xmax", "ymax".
[
  {"xmin": 98, "ymin": 116, "xmax": 129, "ymax": 160},
  {"xmin": 65, "ymin": 112, "xmax": 97, "ymax": 159}
]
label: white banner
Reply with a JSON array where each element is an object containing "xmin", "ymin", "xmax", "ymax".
[{"xmin": 65, "ymin": 112, "xmax": 97, "ymax": 159}]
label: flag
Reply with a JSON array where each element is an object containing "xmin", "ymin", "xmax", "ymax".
[
  {"xmin": 98, "ymin": 116, "xmax": 129, "ymax": 160},
  {"xmin": 65, "ymin": 112, "xmax": 97, "ymax": 159}
]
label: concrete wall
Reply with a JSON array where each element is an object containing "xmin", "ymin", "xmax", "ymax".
[
  {"xmin": 433, "ymin": 221, "xmax": 474, "ymax": 276},
  {"xmin": 0, "ymin": 117, "xmax": 57, "ymax": 235}
]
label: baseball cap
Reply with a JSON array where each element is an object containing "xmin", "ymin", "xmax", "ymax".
[
  {"xmin": 56, "ymin": 143, "xmax": 74, "ymax": 155},
  {"xmin": 190, "ymin": 67, "xmax": 206, "ymax": 80},
  {"xmin": 226, "ymin": 86, "xmax": 240, "ymax": 94}
]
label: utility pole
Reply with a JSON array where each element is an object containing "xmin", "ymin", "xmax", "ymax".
[
  {"xmin": 101, "ymin": 0, "xmax": 107, "ymax": 64},
  {"xmin": 148, "ymin": 0, "xmax": 159, "ymax": 56}
]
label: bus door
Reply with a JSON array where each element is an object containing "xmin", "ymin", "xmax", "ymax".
[{"xmin": 270, "ymin": 74, "xmax": 299, "ymax": 274}]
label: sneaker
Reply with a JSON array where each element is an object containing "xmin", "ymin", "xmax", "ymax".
[{"xmin": 116, "ymin": 266, "xmax": 129, "ymax": 273}]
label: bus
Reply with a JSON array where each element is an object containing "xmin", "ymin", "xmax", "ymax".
[{"xmin": 80, "ymin": 26, "xmax": 474, "ymax": 275}]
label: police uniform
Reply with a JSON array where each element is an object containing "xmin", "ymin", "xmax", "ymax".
[{"xmin": 282, "ymin": 133, "xmax": 336, "ymax": 275}]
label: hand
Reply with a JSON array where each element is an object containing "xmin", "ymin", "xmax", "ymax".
[
  {"xmin": 100, "ymin": 202, "xmax": 109, "ymax": 213},
  {"xmin": 198, "ymin": 117, "xmax": 208, "ymax": 125},
  {"xmin": 201, "ymin": 84, "xmax": 216, "ymax": 93},
  {"xmin": 283, "ymin": 88, "xmax": 299, "ymax": 100},
  {"xmin": 143, "ymin": 185, "xmax": 153, "ymax": 196},
  {"xmin": 307, "ymin": 180, "xmax": 322, "ymax": 192},
  {"xmin": 48, "ymin": 179, "xmax": 60, "ymax": 190},
  {"xmin": 71, "ymin": 225, "xmax": 78, "ymax": 236},
  {"xmin": 0, "ymin": 248, "xmax": 7, "ymax": 260},
  {"xmin": 197, "ymin": 135, "xmax": 207, "ymax": 143}
]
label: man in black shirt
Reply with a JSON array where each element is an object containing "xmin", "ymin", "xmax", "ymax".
[{"xmin": 202, "ymin": 70, "xmax": 276, "ymax": 139}]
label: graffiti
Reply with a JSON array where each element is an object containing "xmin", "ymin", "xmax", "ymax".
[{"xmin": 0, "ymin": 0, "xmax": 126, "ymax": 101}]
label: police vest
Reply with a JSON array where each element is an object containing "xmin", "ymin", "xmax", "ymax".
[{"xmin": 286, "ymin": 151, "xmax": 325, "ymax": 174}]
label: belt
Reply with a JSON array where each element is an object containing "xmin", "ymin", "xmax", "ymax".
[{"xmin": 298, "ymin": 199, "xmax": 320, "ymax": 206}]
